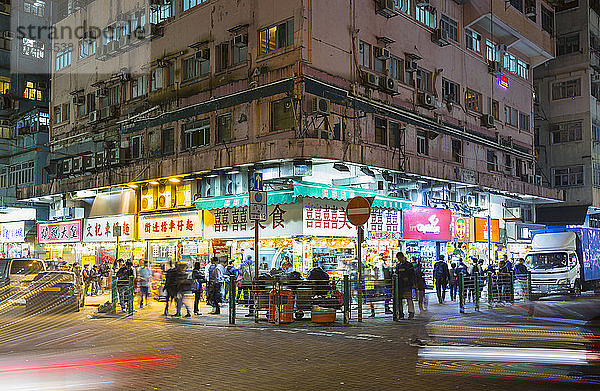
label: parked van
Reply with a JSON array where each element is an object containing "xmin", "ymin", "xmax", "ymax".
[{"xmin": 0, "ymin": 258, "xmax": 47, "ymax": 292}]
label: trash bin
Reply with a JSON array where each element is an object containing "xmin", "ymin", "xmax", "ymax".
[{"xmin": 269, "ymin": 288, "xmax": 294, "ymax": 324}]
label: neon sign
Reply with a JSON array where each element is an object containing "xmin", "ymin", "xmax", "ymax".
[{"xmin": 497, "ymin": 74, "xmax": 509, "ymax": 89}]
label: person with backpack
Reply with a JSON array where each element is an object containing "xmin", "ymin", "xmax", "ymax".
[
  {"xmin": 173, "ymin": 263, "xmax": 192, "ymax": 317},
  {"xmin": 192, "ymin": 262, "xmax": 205, "ymax": 315},
  {"xmin": 433, "ymin": 255, "xmax": 450, "ymax": 304},
  {"xmin": 116, "ymin": 261, "xmax": 134, "ymax": 313},
  {"xmin": 395, "ymin": 252, "xmax": 415, "ymax": 319},
  {"xmin": 163, "ymin": 264, "xmax": 179, "ymax": 316},
  {"xmin": 223, "ymin": 260, "xmax": 239, "ymax": 302},
  {"xmin": 207, "ymin": 257, "xmax": 224, "ymax": 314},
  {"xmin": 448, "ymin": 262, "xmax": 457, "ymax": 301}
]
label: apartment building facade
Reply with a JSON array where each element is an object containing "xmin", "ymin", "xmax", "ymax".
[
  {"xmin": 535, "ymin": 0, "xmax": 600, "ymax": 219},
  {"xmin": 20, "ymin": 0, "xmax": 561, "ymax": 229}
]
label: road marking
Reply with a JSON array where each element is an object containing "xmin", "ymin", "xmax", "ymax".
[
  {"xmin": 344, "ymin": 335, "xmax": 371, "ymax": 340},
  {"xmin": 273, "ymin": 329, "xmax": 298, "ymax": 334},
  {"xmin": 357, "ymin": 333, "xmax": 383, "ymax": 338}
]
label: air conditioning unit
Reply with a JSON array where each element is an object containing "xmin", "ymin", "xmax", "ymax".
[
  {"xmin": 374, "ymin": 46, "xmax": 390, "ymax": 60},
  {"xmin": 481, "ymin": 114, "xmax": 495, "ymax": 128},
  {"xmin": 503, "ymin": 207, "xmax": 522, "ymax": 220},
  {"xmin": 312, "ymin": 97, "xmax": 331, "ymax": 115},
  {"xmin": 82, "ymin": 154, "xmax": 95, "ymax": 171},
  {"xmin": 195, "ymin": 48, "xmax": 210, "ymax": 61},
  {"xmin": 106, "ymin": 148, "xmax": 119, "ymax": 165},
  {"xmin": 233, "ymin": 33, "xmax": 248, "ymax": 48},
  {"xmin": 97, "ymin": 44, "xmax": 109, "ymax": 59},
  {"xmin": 96, "ymin": 88, "xmax": 108, "ymax": 98},
  {"xmin": 140, "ymin": 185, "xmax": 155, "ymax": 211},
  {"xmin": 100, "ymin": 106, "xmax": 110, "ymax": 119},
  {"xmin": 375, "ymin": 0, "xmax": 399, "ymax": 18},
  {"xmin": 417, "ymin": 92, "xmax": 436, "ymax": 109},
  {"xmin": 362, "ymin": 72, "xmax": 380, "ymax": 88},
  {"xmin": 148, "ymin": 23, "xmax": 163, "ymax": 39},
  {"xmin": 72, "ymin": 156, "xmax": 82, "ymax": 173},
  {"xmin": 61, "ymin": 159, "xmax": 72, "ymax": 175},
  {"xmin": 466, "ymin": 194, "xmax": 477, "ymax": 208},
  {"xmin": 89, "ymin": 110, "xmax": 98, "ymax": 123},
  {"xmin": 488, "ymin": 60, "xmax": 502, "ymax": 75},
  {"xmin": 379, "ymin": 76, "xmax": 399, "ymax": 94},
  {"xmin": 405, "ymin": 59, "xmax": 418, "ymax": 73},
  {"xmin": 525, "ymin": 6, "xmax": 536, "ymax": 17},
  {"xmin": 431, "ymin": 28, "xmax": 450, "ymax": 47},
  {"xmin": 156, "ymin": 183, "xmax": 172, "ymax": 209},
  {"xmin": 72, "ymin": 95, "xmax": 85, "ymax": 105},
  {"xmin": 175, "ymin": 184, "xmax": 192, "ymax": 207},
  {"xmin": 95, "ymin": 151, "xmax": 105, "ymax": 168}
]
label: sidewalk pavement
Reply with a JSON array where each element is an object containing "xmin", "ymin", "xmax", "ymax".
[{"xmin": 88, "ymin": 290, "xmax": 497, "ymax": 328}]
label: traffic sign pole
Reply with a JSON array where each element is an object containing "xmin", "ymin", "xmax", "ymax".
[
  {"xmin": 249, "ymin": 173, "xmax": 265, "ymax": 324},
  {"xmin": 345, "ymin": 196, "xmax": 372, "ymax": 323}
]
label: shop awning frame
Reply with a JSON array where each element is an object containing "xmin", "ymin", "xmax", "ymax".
[{"xmin": 194, "ymin": 181, "xmax": 411, "ymax": 210}]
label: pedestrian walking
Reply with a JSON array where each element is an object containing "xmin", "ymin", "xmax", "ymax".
[
  {"xmin": 224, "ymin": 260, "xmax": 239, "ymax": 301},
  {"xmin": 98, "ymin": 262, "xmax": 109, "ymax": 294},
  {"xmin": 139, "ymin": 261, "xmax": 152, "ymax": 308},
  {"xmin": 433, "ymin": 255, "xmax": 450, "ymax": 304},
  {"xmin": 238, "ymin": 256, "xmax": 255, "ymax": 317},
  {"xmin": 192, "ymin": 262, "xmax": 204, "ymax": 315},
  {"xmin": 395, "ymin": 252, "xmax": 415, "ymax": 319},
  {"xmin": 448, "ymin": 262, "xmax": 457, "ymax": 301},
  {"xmin": 207, "ymin": 257, "xmax": 223, "ymax": 314},
  {"xmin": 497, "ymin": 260, "xmax": 511, "ymax": 302},
  {"xmin": 82, "ymin": 264, "xmax": 92, "ymax": 297},
  {"xmin": 163, "ymin": 264, "xmax": 178, "ymax": 316},
  {"xmin": 514, "ymin": 258, "xmax": 528, "ymax": 299},
  {"xmin": 90, "ymin": 264, "xmax": 99, "ymax": 296},
  {"xmin": 413, "ymin": 258, "xmax": 427, "ymax": 312},
  {"xmin": 174, "ymin": 263, "xmax": 192, "ymax": 317},
  {"xmin": 116, "ymin": 261, "xmax": 134, "ymax": 313}
]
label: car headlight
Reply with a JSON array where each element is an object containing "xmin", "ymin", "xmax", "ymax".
[{"xmin": 557, "ymin": 278, "xmax": 570, "ymax": 285}]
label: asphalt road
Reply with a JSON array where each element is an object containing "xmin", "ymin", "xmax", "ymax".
[{"xmin": 0, "ymin": 294, "xmax": 598, "ymax": 390}]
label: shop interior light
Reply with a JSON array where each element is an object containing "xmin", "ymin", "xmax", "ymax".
[
  {"xmin": 149, "ymin": 180, "xmax": 160, "ymax": 186},
  {"xmin": 333, "ymin": 163, "xmax": 350, "ymax": 172},
  {"xmin": 226, "ymin": 167, "xmax": 240, "ymax": 175},
  {"xmin": 360, "ymin": 167, "xmax": 376, "ymax": 177},
  {"xmin": 127, "ymin": 184, "xmax": 139, "ymax": 189},
  {"xmin": 168, "ymin": 177, "xmax": 181, "ymax": 183},
  {"xmin": 205, "ymin": 171, "xmax": 219, "ymax": 178}
]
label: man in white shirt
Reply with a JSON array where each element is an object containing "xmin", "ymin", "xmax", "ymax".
[{"xmin": 138, "ymin": 261, "xmax": 152, "ymax": 308}]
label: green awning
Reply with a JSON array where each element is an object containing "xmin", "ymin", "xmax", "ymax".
[
  {"xmin": 292, "ymin": 181, "xmax": 411, "ymax": 210},
  {"xmin": 195, "ymin": 190, "xmax": 295, "ymax": 210},
  {"xmin": 194, "ymin": 182, "xmax": 411, "ymax": 211}
]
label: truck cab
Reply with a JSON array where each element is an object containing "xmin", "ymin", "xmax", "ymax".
[{"xmin": 525, "ymin": 231, "xmax": 582, "ymax": 298}]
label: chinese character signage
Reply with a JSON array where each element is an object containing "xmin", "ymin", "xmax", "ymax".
[
  {"xmin": 367, "ymin": 209, "xmax": 402, "ymax": 240},
  {"xmin": 402, "ymin": 207, "xmax": 451, "ymax": 241},
  {"xmin": 0, "ymin": 221, "xmax": 25, "ymax": 243},
  {"xmin": 38, "ymin": 220, "xmax": 82, "ymax": 244},
  {"xmin": 83, "ymin": 215, "xmax": 135, "ymax": 242},
  {"xmin": 451, "ymin": 215, "xmax": 473, "ymax": 243},
  {"xmin": 204, "ymin": 203, "xmax": 302, "ymax": 240},
  {"xmin": 139, "ymin": 212, "xmax": 203, "ymax": 240},
  {"xmin": 303, "ymin": 199, "xmax": 356, "ymax": 238},
  {"xmin": 474, "ymin": 217, "xmax": 500, "ymax": 243}
]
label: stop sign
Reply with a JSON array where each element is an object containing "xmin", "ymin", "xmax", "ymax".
[{"xmin": 346, "ymin": 196, "xmax": 371, "ymax": 227}]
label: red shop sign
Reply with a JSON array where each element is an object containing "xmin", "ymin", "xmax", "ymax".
[{"xmin": 402, "ymin": 207, "xmax": 451, "ymax": 241}]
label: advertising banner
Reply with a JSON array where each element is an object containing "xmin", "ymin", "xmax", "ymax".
[
  {"xmin": 402, "ymin": 207, "xmax": 451, "ymax": 241},
  {"xmin": 367, "ymin": 209, "xmax": 402, "ymax": 240},
  {"xmin": 139, "ymin": 211, "xmax": 203, "ymax": 240},
  {"xmin": 451, "ymin": 215, "xmax": 472, "ymax": 243},
  {"xmin": 204, "ymin": 203, "xmax": 303, "ymax": 240},
  {"xmin": 303, "ymin": 199, "xmax": 356, "ymax": 238},
  {"xmin": 474, "ymin": 217, "xmax": 500, "ymax": 243},
  {"xmin": 38, "ymin": 220, "xmax": 82, "ymax": 244},
  {"xmin": 0, "ymin": 221, "xmax": 25, "ymax": 243},
  {"xmin": 84, "ymin": 215, "xmax": 135, "ymax": 242}
]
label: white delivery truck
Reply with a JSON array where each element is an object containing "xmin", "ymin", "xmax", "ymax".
[{"xmin": 525, "ymin": 228, "xmax": 600, "ymax": 299}]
